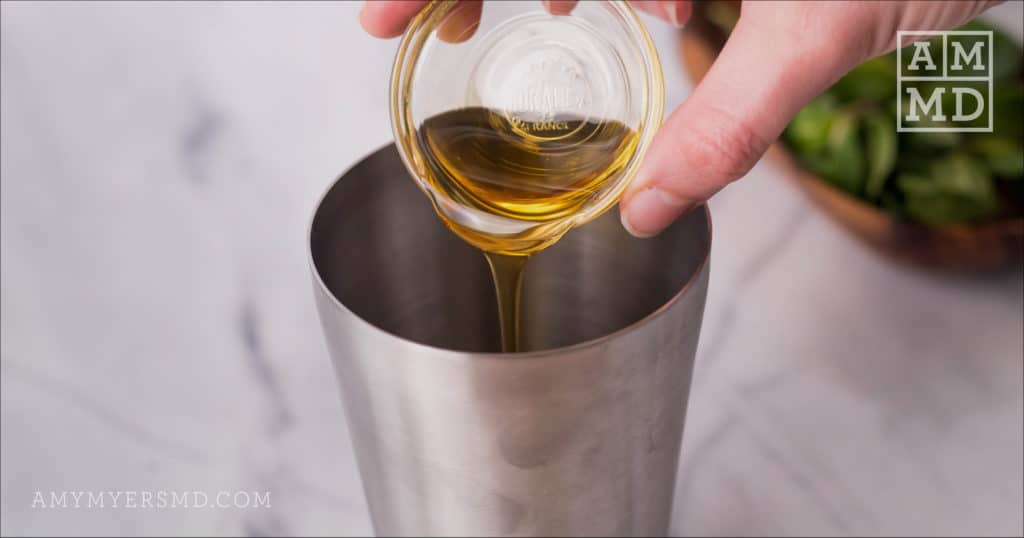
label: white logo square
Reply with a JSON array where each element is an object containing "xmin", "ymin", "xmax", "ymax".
[{"xmin": 897, "ymin": 30, "xmax": 993, "ymax": 132}]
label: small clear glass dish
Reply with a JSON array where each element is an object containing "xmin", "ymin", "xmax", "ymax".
[{"xmin": 391, "ymin": 0, "xmax": 664, "ymax": 254}]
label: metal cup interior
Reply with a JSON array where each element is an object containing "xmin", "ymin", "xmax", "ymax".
[{"xmin": 309, "ymin": 145, "xmax": 711, "ymax": 353}]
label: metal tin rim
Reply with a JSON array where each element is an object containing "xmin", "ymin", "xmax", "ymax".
[{"xmin": 307, "ymin": 144, "xmax": 712, "ymax": 360}]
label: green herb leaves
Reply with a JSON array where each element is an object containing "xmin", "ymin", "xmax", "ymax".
[{"xmin": 782, "ymin": 19, "xmax": 1023, "ymax": 225}]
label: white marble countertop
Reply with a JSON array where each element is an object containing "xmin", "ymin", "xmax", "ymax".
[{"xmin": 2, "ymin": 2, "xmax": 1021, "ymax": 536}]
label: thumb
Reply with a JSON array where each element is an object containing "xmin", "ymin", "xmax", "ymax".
[{"xmin": 620, "ymin": 17, "xmax": 861, "ymax": 237}]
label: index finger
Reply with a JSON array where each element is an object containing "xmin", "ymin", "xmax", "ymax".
[{"xmin": 360, "ymin": 0, "xmax": 430, "ymax": 38}]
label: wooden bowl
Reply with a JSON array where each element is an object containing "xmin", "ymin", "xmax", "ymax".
[{"xmin": 678, "ymin": 16, "xmax": 1024, "ymax": 271}]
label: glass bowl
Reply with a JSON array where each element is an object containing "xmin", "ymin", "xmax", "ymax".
[{"xmin": 390, "ymin": 0, "xmax": 664, "ymax": 254}]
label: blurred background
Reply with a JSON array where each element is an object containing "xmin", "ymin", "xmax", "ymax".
[{"xmin": 2, "ymin": 1, "xmax": 1022, "ymax": 536}]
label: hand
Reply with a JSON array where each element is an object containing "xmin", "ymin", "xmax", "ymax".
[
  {"xmin": 360, "ymin": 1, "xmax": 1000, "ymax": 237},
  {"xmin": 359, "ymin": 1, "xmax": 691, "ymax": 39}
]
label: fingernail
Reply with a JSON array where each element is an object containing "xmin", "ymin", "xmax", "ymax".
[
  {"xmin": 667, "ymin": 2, "xmax": 685, "ymax": 28},
  {"xmin": 621, "ymin": 188, "xmax": 693, "ymax": 238}
]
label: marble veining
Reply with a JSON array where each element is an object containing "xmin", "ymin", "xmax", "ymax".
[
  {"xmin": 1, "ymin": 359, "xmax": 209, "ymax": 466},
  {"xmin": 1, "ymin": 2, "xmax": 1022, "ymax": 536},
  {"xmin": 181, "ymin": 98, "xmax": 225, "ymax": 186},
  {"xmin": 238, "ymin": 299, "xmax": 294, "ymax": 438}
]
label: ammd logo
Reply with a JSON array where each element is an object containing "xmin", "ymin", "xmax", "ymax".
[{"xmin": 897, "ymin": 30, "xmax": 993, "ymax": 132}]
